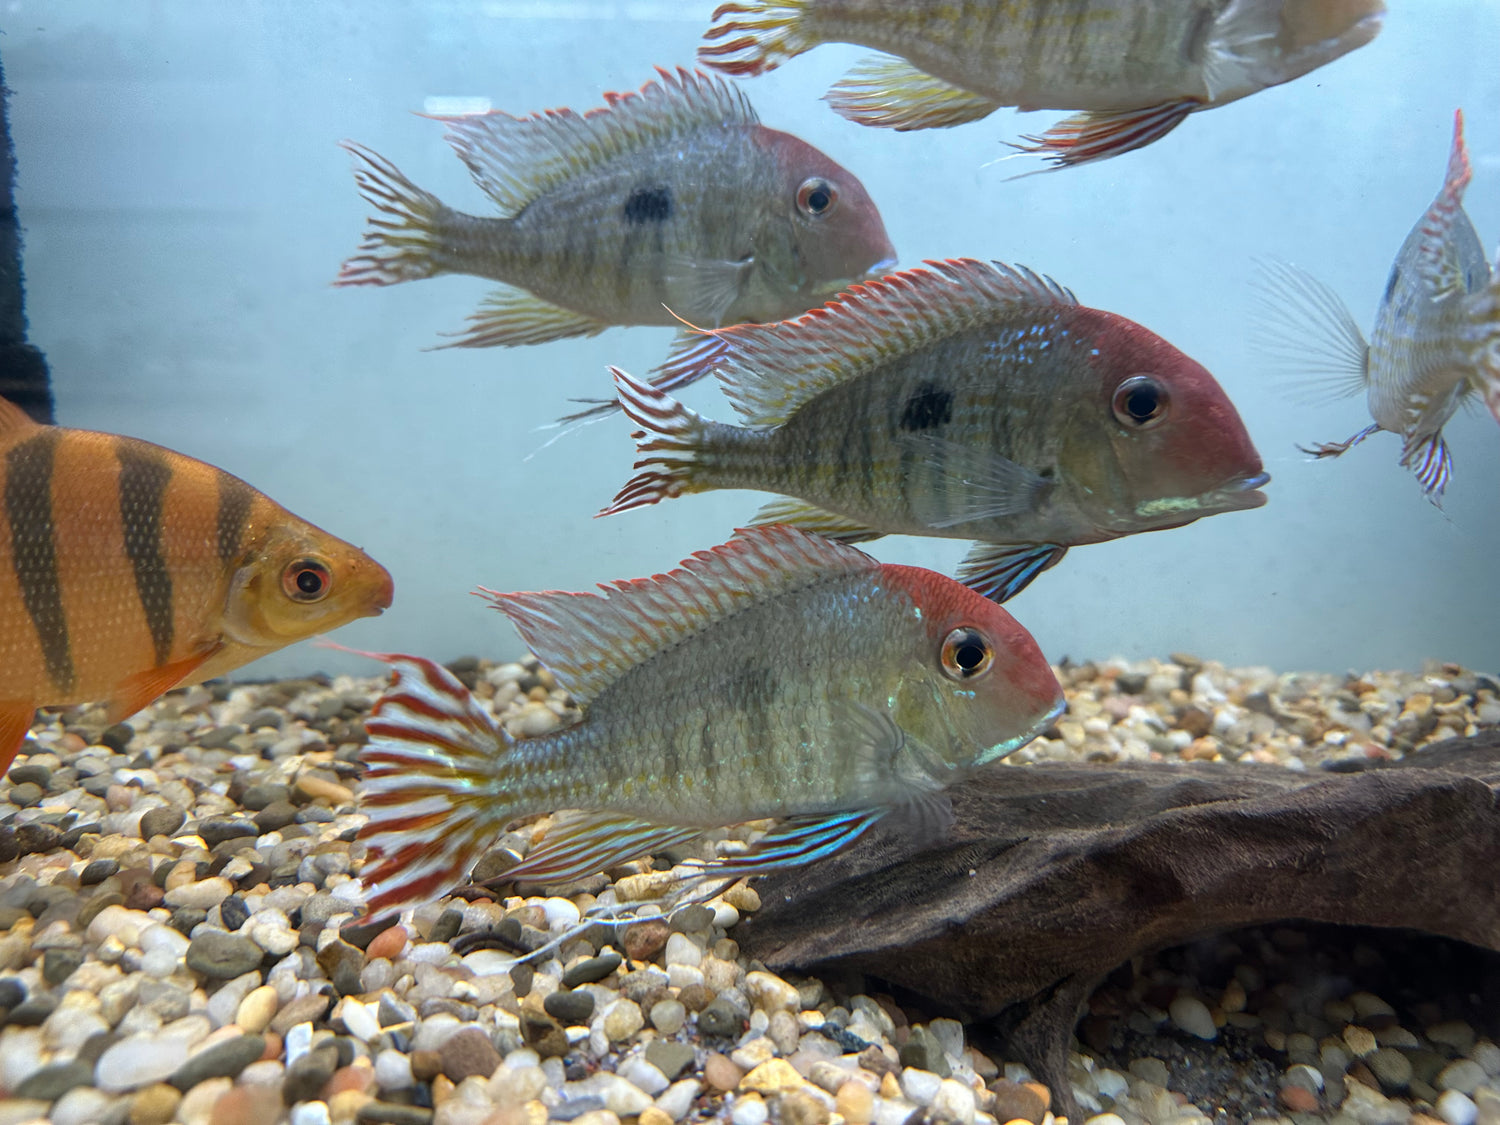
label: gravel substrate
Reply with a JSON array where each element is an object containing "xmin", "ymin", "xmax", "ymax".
[{"xmin": 0, "ymin": 654, "xmax": 1496, "ymax": 1125}]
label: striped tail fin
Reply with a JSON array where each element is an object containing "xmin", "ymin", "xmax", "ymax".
[
  {"xmin": 599, "ymin": 366, "xmax": 713, "ymax": 516},
  {"xmin": 356, "ymin": 652, "xmax": 517, "ymax": 918},
  {"xmin": 698, "ymin": 1, "xmax": 818, "ymax": 77},
  {"xmin": 335, "ymin": 142, "xmax": 455, "ymax": 287}
]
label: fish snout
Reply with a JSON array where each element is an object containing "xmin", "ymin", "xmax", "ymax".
[{"xmin": 1217, "ymin": 469, "xmax": 1271, "ymax": 511}]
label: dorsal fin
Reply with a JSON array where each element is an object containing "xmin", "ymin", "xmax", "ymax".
[
  {"xmin": 1415, "ymin": 109, "xmax": 1473, "ymax": 298},
  {"xmin": 434, "ymin": 67, "xmax": 757, "ymax": 217},
  {"xmin": 0, "ymin": 396, "xmax": 41, "ymax": 438},
  {"xmin": 656, "ymin": 259, "xmax": 1077, "ymax": 426},
  {"xmin": 477, "ymin": 525, "xmax": 877, "ymax": 704}
]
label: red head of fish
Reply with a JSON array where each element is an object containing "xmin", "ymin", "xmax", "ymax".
[
  {"xmin": 753, "ymin": 126, "xmax": 897, "ymax": 294},
  {"xmin": 1062, "ymin": 308, "xmax": 1268, "ymax": 535}
]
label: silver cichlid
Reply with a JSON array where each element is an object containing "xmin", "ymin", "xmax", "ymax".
[
  {"xmin": 354, "ymin": 526, "xmax": 1062, "ymax": 917},
  {"xmin": 603, "ymin": 260, "xmax": 1268, "ymax": 603},
  {"xmin": 1259, "ymin": 110, "xmax": 1500, "ymax": 504},
  {"xmin": 335, "ymin": 67, "xmax": 895, "ymax": 349},
  {"xmin": 700, "ymin": 0, "xmax": 1384, "ymax": 167}
]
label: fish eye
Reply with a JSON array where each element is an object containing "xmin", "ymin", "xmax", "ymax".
[
  {"xmin": 282, "ymin": 558, "xmax": 332, "ymax": 603},
  {"xmin": 941, "ymin": 626, "xmax": 993, "ymax": 682},
  {"xmin": 796, "ymin": 177, "xmax": 837, "ymax": 217},
  {"xmin": 1112, "ymin": 374, "xmax": 1170, "ymax": 429}
]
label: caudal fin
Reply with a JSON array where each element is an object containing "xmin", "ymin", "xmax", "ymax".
[
  {"xmin": 599, "ymin": 367, "xmax": 714, "ymax": 516},
  {"xmin": 356, "ymin": 652, "xmax": 516, "ymax": 918},
  {"xmin": 699, "ymin": 1, "xmax": 819, "ymax": 77},
  {"xmin": 335, "ymin": 142, "xmax": 454, "ymax": 287},
  {"xmin": 1466, "ymin": 260, "xmax": 1500, "ymax": 430}
]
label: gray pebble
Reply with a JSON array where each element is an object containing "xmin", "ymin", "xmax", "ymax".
[
  {"xmin": 0, "ymin": 978, "xmax": 24, "ymax": 1008},
  {"xmin": 42, "ymin": 948, "xmax": 84, "ymax": 986},
  {"xmin": 429, "ymin": 907, "xmax": 464, "ymax": 945},
  {"xmin": 169, "ymin": 1033, "xmax": 266, "ymax": 1089},
  {"xmin": 899, "ymin": 1023, "xmax": 952, "ymax": 1079},
  {"xmin": 7, "ymin": 993, "xmax": 57, "ymax": 1025},
  {"xmin": 697, "ymin": 997, "xmax": 743, "ymax": 1038},
  {"xmin": 544, "ymin": 989, "xmax": 596, "ymax": 1025},
  {"xmin": 282, "ymin": 1042, "xmax": 339, "ymax": 1104},
  {"xmin": 355, "ymin": 1101, "xmax": 435, "ymax": 1124},
  {"xmin": 270, "ymin": 992, "xmax": 331, "ymax": 1035},
  {"xmin": 196, "ymin": 724, "xmax": 246, "ymax": 750},
  {"xmin": 199, "ymin": 817, "xmax": 258, "ymax": 848},
  {"xmin": 15, "ymin": 822, "xmax": 62, "ymax": 855},
  {"xmin": 241, "ymin": 784, "xmax": 291, "ymax": 812},
  {"xmin": 1116, "ymin": 672, "xmax": 1149, "ymax": 694},
  {"xmin": 561, "ymin": 951, "xmax": 622, "ymax": 988},
  {"xmin": 1369, "ymin": 1047, "xmax": 1413, "ymax": 1090},
  {"xmin": 669, "ymin": 904, "xmax": 714, "ymax": 934},
  {"xmin": 13, "ymin": 1058, "xmax": 93, "ymax": 1100},
  {"xmin": 221, "ymin": 894, "xmax": 251, "ymax": 931},
  {"xmin": 6, "ymin": 782, "xmax": 43, "ymax": 807},
  {"xmin": 185, "ymin": 930, "xmax": 264, "ymax": 979},
  {"xmin": 139, "ymin": 807, "xmax": 185, "ymax": 839},
  {"xmin": 253, "ymin": 801, "xmax": 298, "ymax": 833},
  {"xmin": 99, "ymin": 723, "xmax": 135, "ymax": 751},
  {"xmin": 80, "ymin": 858, "xmax": 120, "ymax": 885},
  {"xmin": 645, "ymin": 1039, "xmax": 695, "ymax": 1081},
  {"xmin": 378, "ymin": 994, "xmax": 415, "ymax": 1028},
  {"xmin": 7, "ymin": 763, "xmax": 51, "ymax": 787},
  {"xmin": 244, "ymin": 708, "xmax": 285, "ymax": 731}
]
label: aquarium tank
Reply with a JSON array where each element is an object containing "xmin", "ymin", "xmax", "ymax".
[{"xmin": 2, "ymin": 4, "xmax": 1500, "ymax": 1125}]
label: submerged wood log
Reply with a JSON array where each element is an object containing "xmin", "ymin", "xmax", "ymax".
[{"xmin": 736, "ymin": 735, "xmax": 1500, "ymax": 1114}]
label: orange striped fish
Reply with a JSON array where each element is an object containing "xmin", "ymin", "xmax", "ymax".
[{"xmin": 0, "ymin": 397, "xmax": 394, "ymax": 771}]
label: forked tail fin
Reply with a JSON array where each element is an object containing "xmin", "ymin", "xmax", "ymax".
[
  {"xmin": 699, "ymin": 1, "xmax": 819, "ymax": 77},
  {"xmin": 599, "ymin": 366, "xmax": 716, "ymax": 516},
  {"xmin": 335, "ymin": 142, "xmax": 459, "ymax": 287},
  {"xmin": 356, "ymin": 652, "xmax": 517, "ymax": 918}
]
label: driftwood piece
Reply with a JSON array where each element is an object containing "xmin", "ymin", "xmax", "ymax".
[{"xmin": 736, "ymin": 735, "xmax": 1500, "ymax": 1113}]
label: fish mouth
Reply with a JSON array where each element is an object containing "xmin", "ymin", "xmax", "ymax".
[
  {"xmin": 1212, "ymin": 469, "xmax": 1271, "ymax": 511},
  {"xmin": 977, "ymin": 694, "xmax": 1067, "ymax": 766}
]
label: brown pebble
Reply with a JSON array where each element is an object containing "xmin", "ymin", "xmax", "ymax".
[
  {"xmin": 260, "ymin": 1031, "xmax": 283, "ymax": 1062},
  {"xmin": 324, "ymin": 1063, "xmax": 375, "ymax": 1098},
  {"xmin": 989, "ymin": 1079, "xmax": 1048, "ymax": 1125},
  {"xmin": 622, "ymin": 918, "xmax": 670, "ymax": 962},
  {"xmin": 677, "ymin": 983, "xmax": 714, "ymax": 1012},
  {"xmin": 857, "ymin": 1045, "xmax": 898, "ymax": 1078},
  {"xmin": 1280, "ymin": 1085, "xmax": 1320, "ymax": 1113},
  {"xmin": 1347, "ymin": 1061, "xmax": 1379, "ymax": 1091},
  {"xmin": 365, "ymin": 924, "xmax": 408, "ymax": 962},
  {"xmin": 207, "ymin": 1084, "xmax": 282, "ymax": 1125},
  {"xmin": 439, "ymin": 1026, "xmax": 502, "ymax": 1082},
  {"xmin": 130, "ymin": 1082, "xmax": 182, "ymax": 1125},
  {"xmin": 779, "ymin": 1087, "xmax": 832, "ymax": 1125},
  {"xmin": 703, "ymin": 1052, "xmax": 743, "ymax": 1093},
  {"xmin": 410, "ymin": 1049, "xmax": 443, "ymax": 1081}
]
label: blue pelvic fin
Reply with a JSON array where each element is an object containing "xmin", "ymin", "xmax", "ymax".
[
  {"xmin": 693, "ymin": 808, "xmax": 889, "ymax": 877},
  {"xmin": 1400, "ymin": 430, "xmax": 1454, "ymax": 506},
  {"xmin": 956, "ymin": 541, "xmax": 1068, "ymax": 603},
  {"xmin": 496, "ymin": 812, "xmax": 703, "ymax": 887}
]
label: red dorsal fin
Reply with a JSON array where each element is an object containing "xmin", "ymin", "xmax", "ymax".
[{"xmin": 0, "ymin": 397, "xmax": 42, "ymax": 439}]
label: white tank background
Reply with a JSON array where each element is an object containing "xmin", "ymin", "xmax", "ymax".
[{"xmin": 7, "ymin": 1, "xmax": 1500, "ymax": 677}]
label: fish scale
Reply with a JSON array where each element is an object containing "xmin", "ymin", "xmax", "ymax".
[{"xmin": 354, "ymin": 525, "xmax": 1063, "ymax": 917}]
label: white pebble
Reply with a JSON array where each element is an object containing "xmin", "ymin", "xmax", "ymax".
[
  {"xmin": 711, "ymin": 901, "xmax": 740, "ymax": 928},
  {"xmin": 43, "ymin": 1006, "xmax": 110, "ymax": 1054},
  {"xmin": 541, "ymin": 897, "xmax": 582, "ymax": 930},
  {"xmin": 95, "ymin": 1032, "xmax": 183, "ymax": 1092},
  {"xmin": 411, "ymin": 1014, "xmax": 465, "ymax": 1051},
  {"xmin": 667, "ymin": 964, "xmax": 705, "ymax": 990},
  {"xmin": 290, "ymin": 1102, "xmax": 332, "ymax": 1125},
  {"xmin": 1437, "ymin": 1059, "xmax": 1486, "ymax": 1094},
  {"xmin": 619, "ymin": 1055, "xmax": 669, "ymax": 1096},
  {"xmin": 730, "ymin": 1094, "xmax": 769, "ymax": 1125},
  {"xmin": 248, "ymin": 917, "xmax": 299, "ymax": 956},
  {"xmin": 1436, "ymin": 1090, "xmax": 1478, "ymax": 1125},
  {"xmin": 141, "ymin": 946, "xmax": 178, "ymax": 978},
  {"xmin": 164, "ymin": 875, "xmax": 233, "ymax": 910},
  {"xmin": 743, "ymin": 971, "xmax": 800, "ymax": 1014},
  {"xmin": 901, "ymin": 1067, "xmax": 943, "ymax": 1107},
  {"xmin": 138, "ymin": 923, "xmax": 190, "ymax": 958},
  {"xmin": 0, "ymin": 1027, "xmax": 45, "ymax": 1090},
  {"xmin": 337, "ymin": 998, "xmax": 380, "ymax": 1041},
  {"xmin": 50, "ymin": 1086, "xmax": 118, "ymax": 1125},
  {"xmin": 405, "ymin": 941, "xmax": 456, "ymax": 964},
  {"xmin": 1169, "ymin": 994, "xmax": 1218, "ymax": 1040},
  {"xmin": 650, "ymin": 999, "xmax": 686, "ymax": 1035},
  {"xmin": 375, "ymin": 1048, "xmax": 414, "ymax": 1091},
  {"xmin": 572, "ymin": 1072, "xmax": 654, "ymax": 1115},
  {"xmin": 928, "ymin": 1018, "xmax": 965, "ymax": 1061},
  {"xmin": 932, "ymin": 1079, "xmax": 976, "ymax": 1125},
  {"xmin": 490, "ymin": 1062, "xmax": 548, "ymax": 1103},
  {"xmin": 656, "ymin": 1078, "xmax": 701, "ymax": 1122},
  {"xmin": 664, "ymin": 932, "xmax": 702, "ymax": 967},
  {"xmin": 1472, "ymin": 1041, "xmax": 1500, "ymax": 1077},
  {"xmin": 1084, "ymin": 1116, "xmax": 1128, "ymax": 1125},
  {"xmin": 284, "ymin": 1021, "xmax": 315, "ymax": 1067},
  {"xmin": 1094, "ymin": 1068, "xmax": 1129, "ymax": 1099}
]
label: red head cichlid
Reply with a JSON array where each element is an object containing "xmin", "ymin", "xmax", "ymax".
[
  {"xmin": 355, "ymin": 525, "xmax": 1062, "ymax": 918},
  {"xmin": 700, "ymin": 0, "xmax": 1384, "ymax": 168},
  {"xmin": 1258, "ymin": 110, "xmax": 1500, "ymax": 504},
  {"xmin": 336, "ymin": 67, "xmax": 895, "ymax": 357},
  {"xmin": 0, "ymin": 398, "xmax": 393, "ymax": 772},
  {"xmin": 602, "ymin": 259, "xmax": 1268, "ymax": 603}
]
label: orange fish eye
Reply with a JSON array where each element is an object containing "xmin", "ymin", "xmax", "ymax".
[
  {"xmin": 1112, "ymin": 374, "xmax": 1170, "ymax": 429},
  {"xmin": 941, "ymin": 626, "xmax": 993, "ymax": 682},
  {"xmin": 796, "ymin": 177, "xmax": 837, "ymax": 217},
  {"xmin": 282, "ymin": 558, "xmax": 332, "ymax": 603}
]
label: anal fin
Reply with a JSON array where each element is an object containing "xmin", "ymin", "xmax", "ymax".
[
  {"xmin": 827, "ymin": 57, "xmax": 1001, "ymax": 130},
  {"xmin": 747, "ymin": 498, "xmax": 884, "ymax": 543},
  {"xmin": 1011, "ymin": 100, "xmax": 1198, "ymax": 170},
  {"xmin": 433, "ymin": 286, "xmax": 610, "ymax": 350},
  {"xmin": 105, "ymin": 645, "xmax": 224, "ymax": 725},
  {"xmin": 0, "ymin": 703, "xmax": 37, "ymax": 775},
  {"xmin": 495, "ymin": 812, "xmax": 702, "ymax": 888},
  {"xmin": 956, "ymin": 542, "xmax": 1068, "ymax": 603}
]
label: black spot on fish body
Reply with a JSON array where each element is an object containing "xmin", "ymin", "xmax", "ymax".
[
  {"xmin": 899, "ymin": 382, "xmax": 954, "ymax": 432},
  {"xmin": 622, "ymin": 185, "xmax": 673, "ymax": 225}
]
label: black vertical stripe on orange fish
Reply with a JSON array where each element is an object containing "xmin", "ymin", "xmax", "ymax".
[
  {"xmin": 216, "ymin": 470, "xmax": 256, "ymax": 564},
  {"xmin": 115, "ymin": 438, "xmax": 175, "ymax": 666},
  {"xmin": 5, "ymin": 429, "xmax": 73, "ymax": 693},
  {"xmin": 623, "ymin": 185, "xmax": 673, "ymax": 225}
]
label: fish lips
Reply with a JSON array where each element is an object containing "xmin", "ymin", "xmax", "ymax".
[{"xmin": 1212, "ymin": 469, "xmax": 1271, "ymax": 512}]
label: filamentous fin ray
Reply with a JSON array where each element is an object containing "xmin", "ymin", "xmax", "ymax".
[
  {"xmin": 1415, "ymin": 109, "xmax": 1474, "ymax": 298},
  {"xmin": 1250, "ymin": 259, "xmax": 1369, "ymax": 403},
  {"xmin": 335, "ymin": 142, "xmax": 451, "ymax": 288},
  {"xmin": 956, "ymin": 542, "xmax": 1068, "ymax": 604},
  {"xmin": 655, "ymin": 259, "xmax": 1075, "ymax": 427},
  {"xmin": 555, "ymin": 331, "xmax": 705, "ymax": 424},
  {"xmin": 433, "ymin": 67, "xmax": 757, "ymax": 216},
  {"xmin": 494, "ymin": 813, "xmax": 702, "ymax": 888},
  {"xmin": 745, "ymin": 498, "xmax": 884, "ymax": 543},
  {"xmin": 476, "ymin": 524, "xmax": 877, "ymax": 706},
  {"xmin": 352, "ymin": 652, "xmax": 515, "ymax": 920},
  {"xmin": 431, "ymin": 286, "xmax": 610, "ymax": 350},
  {"xmin": 826, "ymin": 56, "xmax": 1001, "ymax": 130},
  {"xmin": 1009, "ymin": 100, "xmax": 1197, "ymax": 171},
  {"xmin": 1400, "ymin": 430, "xmax": 1453, "ymax": 505},
  {"xmin": 686, "ymin": 808, "xmax": 888, "ymax": 876},
  {"xmin": 900, "ymin": 434, "xmax": 1050, "ymax": 527}
]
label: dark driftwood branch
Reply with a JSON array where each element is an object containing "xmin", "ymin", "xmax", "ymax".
[
  {"xmin": 0, "ymin": 53, "xmax": 54, "ymax": 423},
  {"xmin": 736, "ymin": 735, "xmax": 1500, "ymax": 1115}
]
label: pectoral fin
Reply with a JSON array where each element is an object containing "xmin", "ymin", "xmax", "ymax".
[
  {"xmin": 956, "ymin": 542, "xmax": 1068, "ymax": 603},
  {"xmin": 105, "ymin": 645, "xmax": 224, "ymax": 725},
  {"xmin": 493, "ymin": 812, "xmax": 702, "ymax": 888},
  {"xmin": 0, "ymin": 704, "xmax": 37, "ymax": 775},
  {"xmin": 826, "ymin": 57, "xmax": 1001, "ymax": 130},
  {"xmin": 747, "ymin": 498, "xmax": 885, "ymax": 543},
  {"xmin": 900, "ymin": 433, "xmax": 1050, "ymax": 528},
  {"xmin": 433, "ymin": 286, "xmax": 610, "ymax": 349},
  {"xmin": 1011, "ymin": 101, "xmax": 1197, "ymax": 170},
  {"xmin": 664, "ymin": 256, "xmax": 752, "ymax": 327}
]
